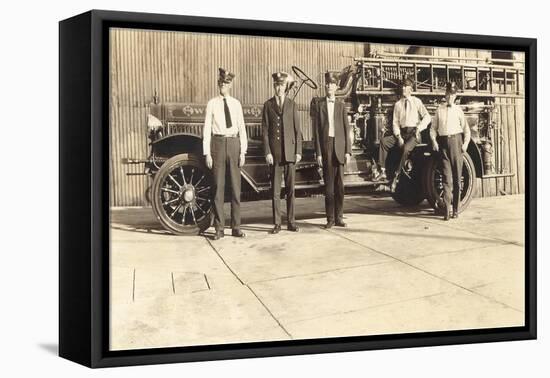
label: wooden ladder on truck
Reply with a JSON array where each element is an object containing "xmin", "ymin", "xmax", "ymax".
[{"xmin": 353, "ymin": 53, "xmax": 525, "ymax": 98}]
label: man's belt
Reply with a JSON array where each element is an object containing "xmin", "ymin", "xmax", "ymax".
[
  {"xmin": 213, "ymin": 133, "xmax": 239, "ymax": 138},
  {"xmin": 438, "ymin": 133, "xmax": 462, "ymax": 139}
]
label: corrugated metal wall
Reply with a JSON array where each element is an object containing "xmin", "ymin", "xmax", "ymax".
[
  {"xmin": 110, "ymin": 28, "xmax": 364, "ymax": 206},
  {"xmin": 110, "ymin": 29, "xmax": 525, "ymax": 207}
]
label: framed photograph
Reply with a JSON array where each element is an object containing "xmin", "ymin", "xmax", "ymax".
[{"xmin": 59, "ymin": 10, "xmax": 536, "ymax": 368}]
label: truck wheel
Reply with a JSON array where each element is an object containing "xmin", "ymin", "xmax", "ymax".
[
  {"xmin": 391, "ymin": 167, "xmax": 426, "ymax": 206},
  {"xmin": 423, "ymin": 152, "xmax": 476, "ymax": 214},
  {"xmin": 151, "ymin": 153, "xmax": 213, "ymax": 235}
]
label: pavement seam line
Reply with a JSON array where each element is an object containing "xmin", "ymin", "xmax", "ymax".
[
  {"xmin": 404, "ymin": 241, "xmax": 515, "ymax": 260},
  {"xmin": 132, "ymin": 268, "xmax": 136, "ymax": 302},
  {"xmin": 248, "ymin": 260, "xmax": 390, "ymax": 285},
  {"xmin": 246, "ymin": 284, "xmax": 293, "ymax": 339},
  {"xmin": 171, "ymin": 272, "xmax": 175, "ymax": 294},
  {"xmin": 205, "ymin": 237, "xmax": 244, "ymax": 285},
  {"xmin": 324, "ymin": 228, "xmax": 524, "ymax": 314}
]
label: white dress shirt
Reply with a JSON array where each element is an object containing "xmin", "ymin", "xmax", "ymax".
[
  {"xmin": 430, "ymin": 103, "xmax": 471, "ymax": 139},
  {"xmin": 326, "ymin": 97, "xmax": 335, "ymax": 137},
  {"xmin": 276, "ymin": 95, "xmax": 285, "ymax": 109},
  {"xmin": 203, "ymin": 95, "xmax": 248, "ymax": 156},
  {"xmin": 392, "ymin": 96, "xmax": 431, "ymax": 136}
]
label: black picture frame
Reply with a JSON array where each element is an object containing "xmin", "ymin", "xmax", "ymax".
[{"xmin": 59, "ymin": 9, "xmax": 537, "ymax": 368}]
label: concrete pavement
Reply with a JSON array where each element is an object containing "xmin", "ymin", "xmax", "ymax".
[{"xmin": 109, "ymin": 194, "xmax": 525, "ymax": 350}]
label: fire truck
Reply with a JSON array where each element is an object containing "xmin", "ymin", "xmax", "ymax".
[{"xmin": 123, "ymin": 53, "xmax": 524, "ymax": 235}]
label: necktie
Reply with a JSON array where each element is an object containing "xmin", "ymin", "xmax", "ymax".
[
  {"xmin": 223, "ymin": 98, "xmax": 232, "ymax": 128},
  {"xmin": 404, "ymin": 99, "xmax": 411, "ymax": 125}
]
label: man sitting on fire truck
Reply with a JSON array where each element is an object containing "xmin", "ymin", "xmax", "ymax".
[{"xmin": 373, "ymin": 78, "xmax": 431, "ymax": 191}]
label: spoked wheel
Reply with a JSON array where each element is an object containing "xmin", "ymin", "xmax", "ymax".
[
  {"xmin": 423, "ymin": 152, "xmax": 476, "ymax": 214},
  {"xmin": 151, "ymin": 153, "xmax": 213, "ymax": 235}
]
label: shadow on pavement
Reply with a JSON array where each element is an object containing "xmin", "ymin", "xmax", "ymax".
[{"xmin": 109, "ymin": 197, "xmax": 442, "ymax": 235}]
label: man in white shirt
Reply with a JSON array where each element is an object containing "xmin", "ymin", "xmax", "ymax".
[
  {"xmin": 203, "ymin": 68, "xmax": 248, "ymax": 239},
  {"xmin": 430, "ymin": 82, "xmax": 471, "ymax": 220},
  {"xmin": 373, "ymin": 78, "xmax": 431, "ymax": 192}
]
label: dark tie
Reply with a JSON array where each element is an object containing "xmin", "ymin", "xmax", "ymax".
[{"xmin": 223, "ymin": 98, "xmax": 232, "ymax": 128}]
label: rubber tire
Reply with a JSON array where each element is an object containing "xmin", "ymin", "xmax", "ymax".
[
  {"xmin": 151, "ymin": 153, "xmax": 213, "ymax": 235},
  {"xmin": 423, "ymin": 151, "xmax": 476, "ymax": 214},
  {"xmin": 391, "ymin": 168, "xmax": 426, "ymax": 206}
]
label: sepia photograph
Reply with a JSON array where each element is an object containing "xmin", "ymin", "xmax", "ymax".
[{"xmin": 108, "ymin": 27, "xmax": 526, "ymax": 351}]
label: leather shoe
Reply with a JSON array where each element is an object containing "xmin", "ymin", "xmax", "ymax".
[
  {"xmin": 288, "ymin": 223, "xmax": 300, "ymax": 232},
  {"xmin": 231, "ymin": 229, "xmax": 246, "ymax": 238},
  {"xmin": 335, "ymin": 220, "xmax": 347, "ymax": 227},
  {"xmin": 452, "ymin": 209, "xmax": 459, "ymax": 219},
  {"xmin": 324, "ymin": 221, "xmax": 335, "ymax": 229},
  {"xmin": 270, "ymin": 225, "xmax": 281, "ymax": 234},
  {"xmin": 212, "ymin": 230, "xmax": 224, "ymax": 240}
]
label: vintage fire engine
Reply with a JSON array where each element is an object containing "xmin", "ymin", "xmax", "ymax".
[{"xmin": 123, "ymin": 53, "xmax": 524, "ymax": 235}]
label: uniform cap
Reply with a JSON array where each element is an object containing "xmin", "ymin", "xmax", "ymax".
[
  {"xmin": 272, "ymin": 71, "xmax": 293, "ymax": 84},
  {"xmin": 400, "ymin": 77, "xmax": 414, "ymax": 88},
  {"xmin": 218, "ymin": 67, "xmax": 235, "ymax": 83},
  {"xmin": 446, "ymin": 81, "xmax": 458, "ymax": 94},
  {"xmin": 324, "ymin": 71, "xmax": 340, "ymax": 85}
]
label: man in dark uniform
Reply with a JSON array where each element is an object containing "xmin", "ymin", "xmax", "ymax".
[
  {"xmin": 430, "ymin": 82, "xmax": 471, "ymax": 220},
  {"xmin": 203, "ymin": 68, "xmax": 248, "ymax": 240},
  {"xmin": 312, "ymin": 72, "xmax": 351, "ymax": 229},
  {"xmin": 262, "ymin": 72, "xmax": 302, "ymax": 234},
  {"xmin": 373, "ymin": 78, "xmax": 431, "ymax": 191}
]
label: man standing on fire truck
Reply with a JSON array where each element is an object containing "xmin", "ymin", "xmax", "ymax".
[
  {"xmin": 430, "ymin": 82, "xmax": 471, "ymax": 220},
  {"xmin": 203, "ymin": 68, "xmax": 248, "ymax": 240},
  {"xmin": 373, "ymin": 78, "xmax": 431, "ymax": 191},
  {"xmin": 262, "ymin": 72, "xmax": 302, "ymax": 234}
]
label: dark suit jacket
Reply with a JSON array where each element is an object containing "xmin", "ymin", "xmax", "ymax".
[
  {"xmin": 262, "ymin": 97, "xmax": 302, "ymax": 163},
  {"xmin": 312, "ymin": 97, "xmax": 351, "ymax": 164}
]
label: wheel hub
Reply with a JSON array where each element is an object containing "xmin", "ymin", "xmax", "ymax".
[{"xmin": 182, "ymin": 186, "xmax": 195, "ymax": 202}]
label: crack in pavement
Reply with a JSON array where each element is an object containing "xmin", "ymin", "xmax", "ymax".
[
  {"xmin": 204, "ymin": 235, "xmax": 292, "ymax": 338},
  {"xmin": 246, "ymin": 284, "xmax": 293, "ymax": 339},
  {"xmin": 205, "ymin": 237, "xmax": 244, "ymax": 285},
  {"xmin": 247, "ymin": 260, "xmax": 391, "ymax": 285}
]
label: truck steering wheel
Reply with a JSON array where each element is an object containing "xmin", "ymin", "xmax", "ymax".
[{"xmin": 292, "ymin": 65, "xmax": 318, "ymax": 90}]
